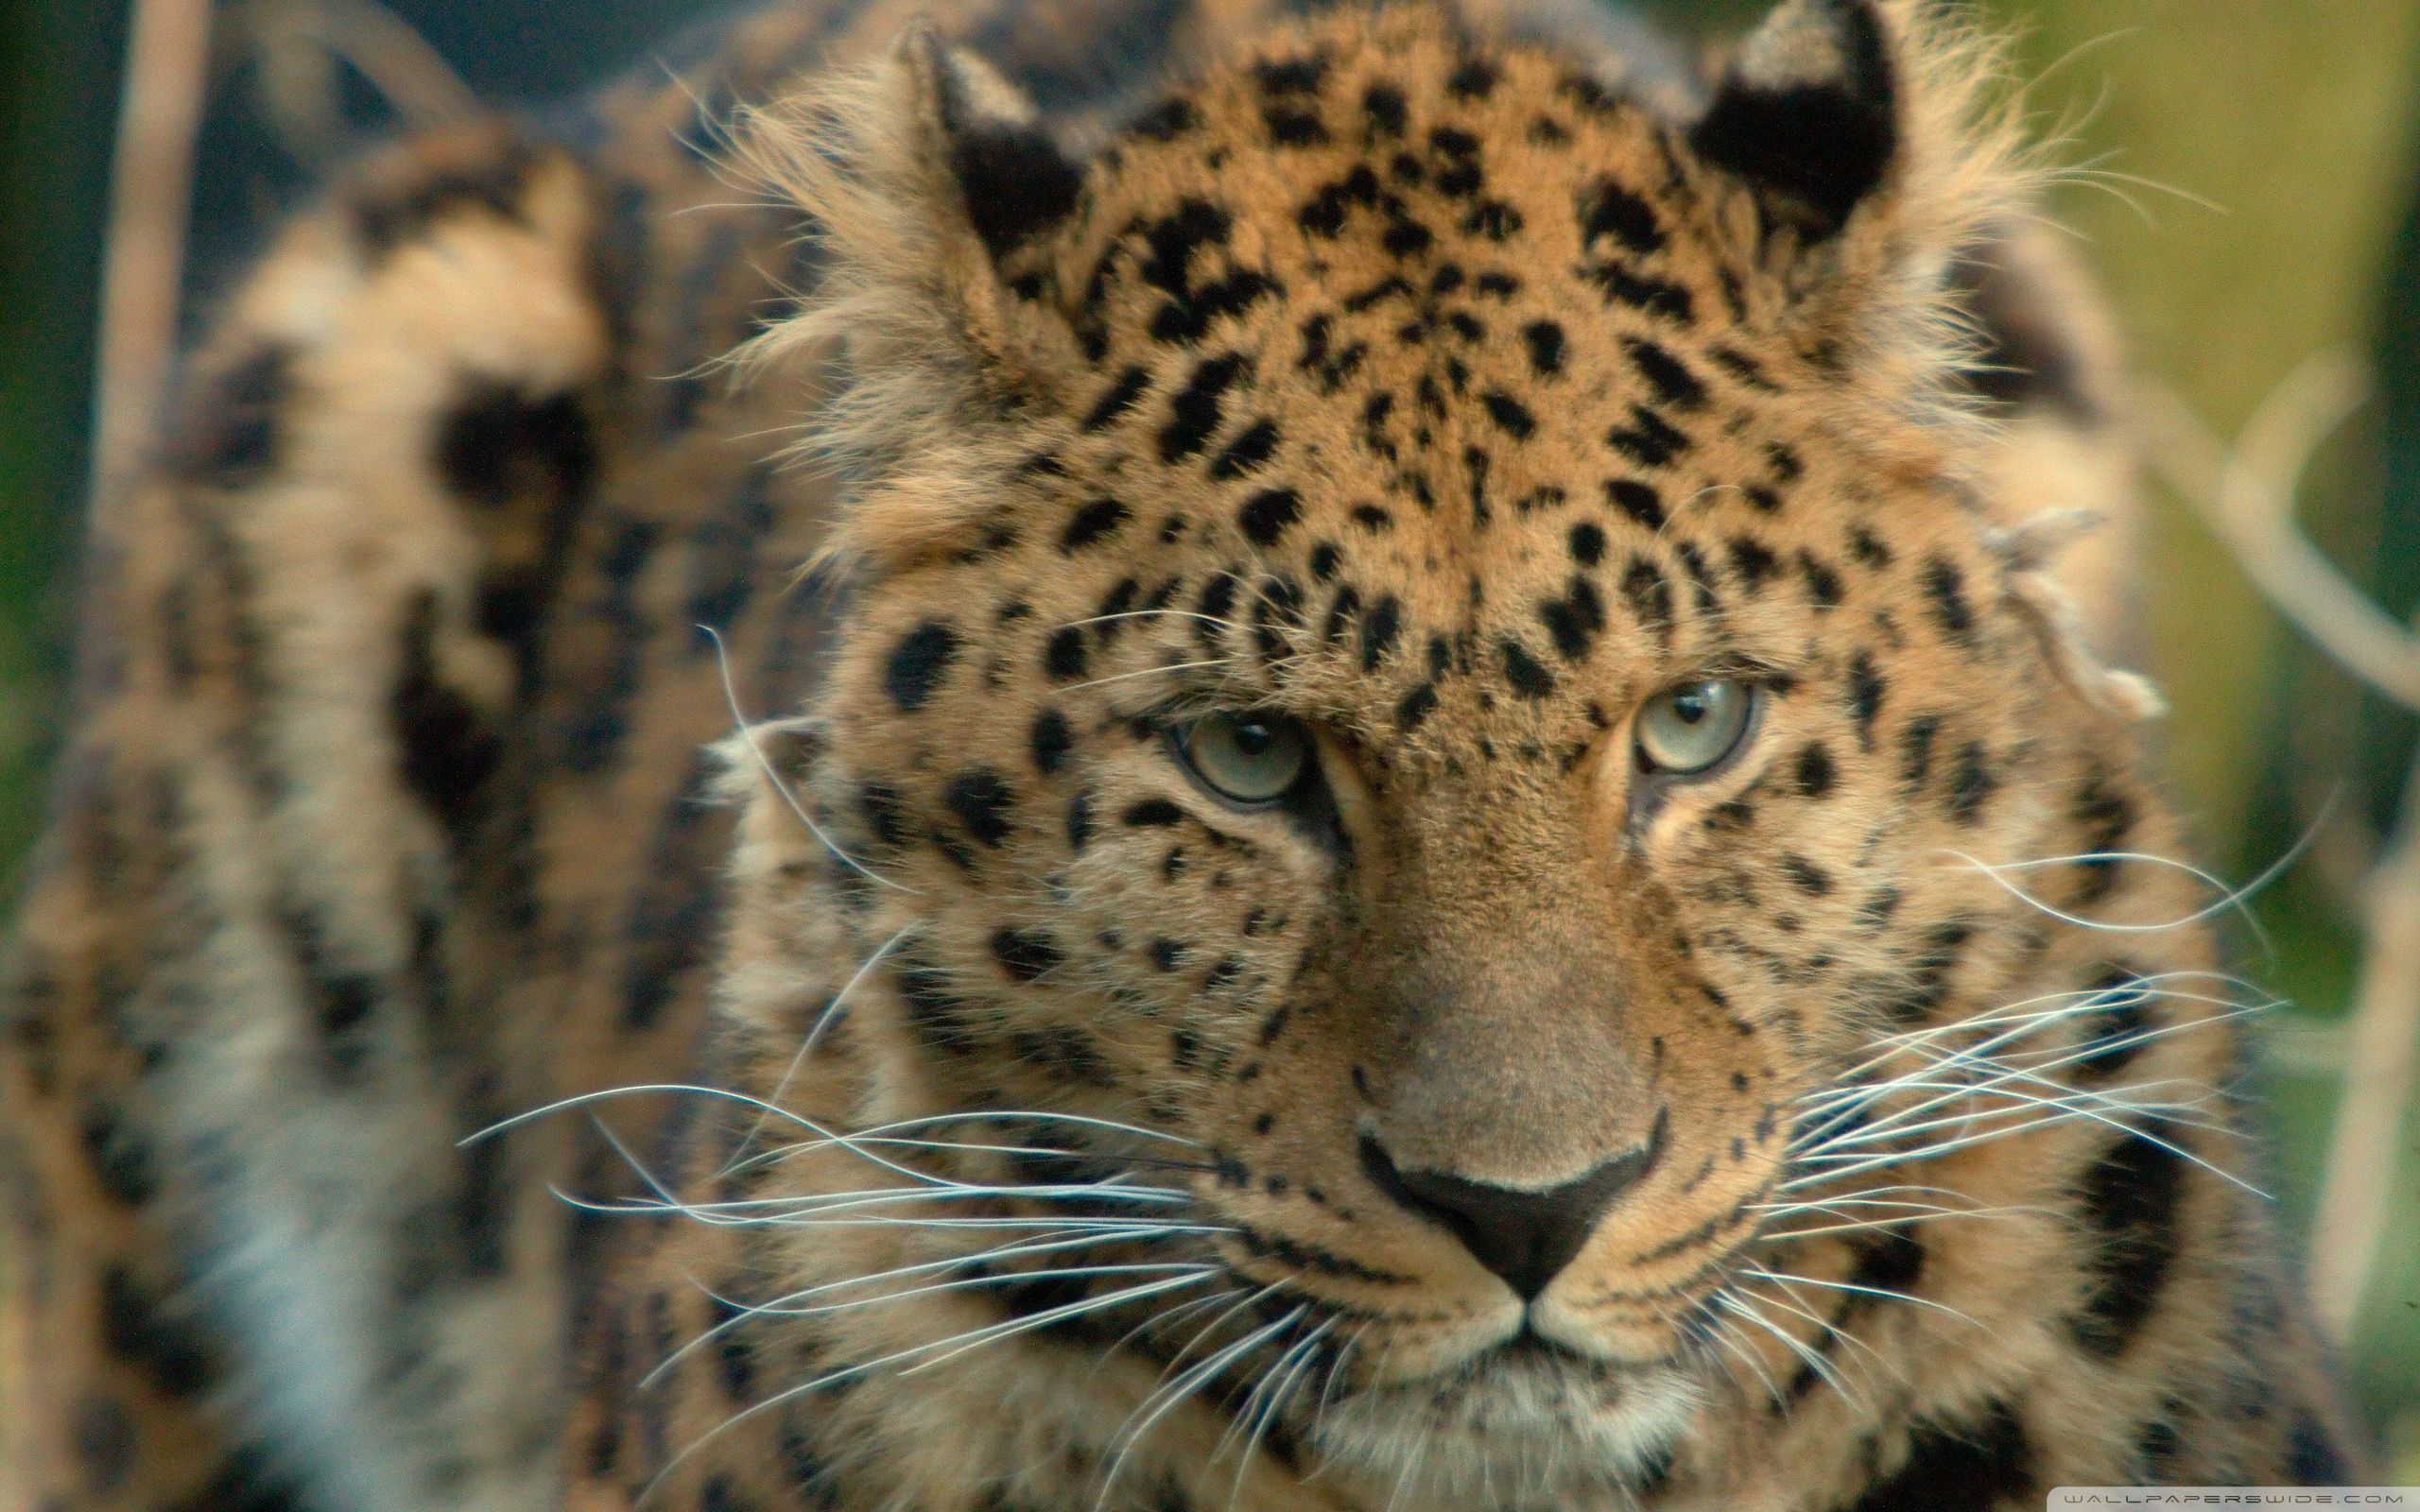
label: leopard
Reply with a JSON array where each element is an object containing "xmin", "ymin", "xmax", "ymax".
[{"xmin": 0, "ymin": 0, "xmax": 2363, "ymax": 1509}]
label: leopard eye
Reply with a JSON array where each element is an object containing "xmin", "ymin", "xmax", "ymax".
[
  {"xmin": 1174, "ymin": 713, "xmax": 1312, "ymax": 805},
  {"xmin": 1634, "ymin": 679, "xmax": 1755, "ymax": 777}
]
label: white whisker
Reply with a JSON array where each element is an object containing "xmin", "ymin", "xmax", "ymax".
[{"xmin": 703, "ymin": 624, "xmax": 917, "ymax": 894}]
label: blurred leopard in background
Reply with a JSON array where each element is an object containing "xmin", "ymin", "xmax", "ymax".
[{"xmin": 1, "ymin": 0, "xmax": 2360, "ymax": 1509}]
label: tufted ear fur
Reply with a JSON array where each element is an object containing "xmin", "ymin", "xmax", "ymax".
[
  {"xmin": 1686, "ymin": 0, "xmax": 2035, "ymax": 431},
  {"xmin": 736, "ymin": 26, "xmax": 1090, "ymax": 567},
  {"xmin": 1691, "ymin": 0, "xmax": 1901, "ymax": 241}
]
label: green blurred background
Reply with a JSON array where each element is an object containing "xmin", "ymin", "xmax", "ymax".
[{"xmin": 3, "ymin": 0, "xmax": 2416, "ymax": 1477}]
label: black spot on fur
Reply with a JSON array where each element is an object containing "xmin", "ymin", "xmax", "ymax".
[
  {"xmin": 1848, "ymin": 652, "xmax": 1886, "ymax": 740},
  {"xmin": 1621, "ymin": 558, "xmax": 1673, "ymax": 639},
  {"xmin": 1946, "ymin": 741, "xmax": 1996, "ymax": 823},
  {"xmin": 1623, "ymin": 338, "xmax": 1706, "ymax": 411},
  {"xmin": 1061, "ymin": 497, "xmax": 1132, "ymax": 554},
  {"xmin": 1210, "ymin": 419, "xmax": 1281, "ymax": 480},
  {"xmin": 1265, "ymin": 106, "xmax": 1328, "ymax": 146},
  {"xmin": 2289, "ymin": 1413, "xmax": 2354, "ymax": 1484},
  {"xmin": 1568, "ymin": 521, "xmax": 1607, "ymax": 565},
  {"xmin": 1136, "ymin": 202, "xmax": 1277, "ymax": 345},
  {"xmin": 991, "ymin": 927, "xmax": 1063, "ymax": 983},
  {"xmin": 1482, "ymin": 392, "xmax": 1536, "ymax": 439},
  {"xmin": 1083, "ymin": 367, "xmax": 1151, "ymax": 430},
  {"xmin": 888, "ymin": 621, "xmax": 959, "ymax": 710},
  {"xmin": 1238, "ymin": 488, "xmax": 1303, "ymax": 546},
  {"xmin": 1161, "ymin": 352, "xmax": 1248, "ymax": 461},
  {"xmin": 172, "ymin": 344, "xmax": 295, "ymax": 488},
  {"xmin": 859, "ymin": 782, "xmax": 908, "ymax": 850},
  {"xmin": 1585, "ymin": 264, "xmax": 1692, "ymax": 321},
  {"xmin": 1605, "ymin": 406, "xmax": 1690, "ymax": 468},
  {"xmin": 1029, "ymin": 710, "xmax": 1073, "ymax": 774},
  {"xmin": 393, "ymin": 592, "xmax": 500, "ymax": 845},
  {"xmin": 1538, "ymin": 577, "xmax": 1605, "ymax": 661},
  {"xmin": 1521, "ymin": 320, "xmax": 1566, "ymax": 377},
  {"xmin": 100, "ymin": 1264, "xmax": 218, "ymax": 1398},
  {"xmin": 1253, "ymin": 53, "xmax": 1328, "ymax": 95},
  {"xmin": 1360, "ymin": 595, "xmax": 1403, "ymax": 670},
  {"xmin": 947, "ymin": 771, "xmax": 1014, "ymax": 849},
  {"xmin": 1923, "ymin": 556, "xmax": 1975, "ymax": 642},
  {"xmin": 1728, "ymin": 536, "xmax": 1780, "ymax": 587},
  {"xmin": 1447, "ymin": 57, "xmax": 1498, "ymax": 98},
  {"xmin": 556, "ymin": 514, "xmax": 656, "ymax": 775},
  {"xmin": 1045, "ymin": 626, "xmax": 1089, "ymax": 681},
  {"xmin": 1578, "ymin": 178, "xmax": 1665, "ymax": 255},
  {"xmin": 435, "ymin": 379, "xmax": 596, "ymax": 513},
  {"xmin": 1500, "ymin": 638, "xmax": 1555, "ymax": 698},
  {"xmin": 353, "ymin": 138, "xmax": 534, "ymax": 257},
  {"xmin": 1844, "ymin": 1400, "xmax": 2033, "ymax": 1512},
  {"xmin": 1362, "ymin": 83, "xmax": 1408, "ymax": 136},
  {"xmin": 2075, "ymin": 967, "xmax": 2154, "ymax": 1081},
  {"xmin": 1780, "ymin": 853, "xmax": 1831, "ymax": 896},
  {"xmin": 281, "ymin": 903, "xmax": 382, "ymax": 1080},
  {"xmin": 2070, "ymin": 1120, "xmax": 2187, "ymax": 1358},
  {"xmin": 2071, "ymin": 775, "xmax": 2137, "ymax": 905},
  {"xmin": 1125, "ymin": 798, "xmax": 1185, "ymax": 828},
  {"xmin": 1895, "ymin": 714, "xmax": 1940, "ymax": 790},
  {"xmin": 1849, "ymin": 1225, "xmax": 1927, "ymax": 1295},
  {"xmin": 894, "ymin": 957, "xmax": 981, "ymax": 1056},
  {"xmin": 1605, "ymin": 479, "xmax": 1666, "ymax": 530},
  {"xmin": 1794, "ymin": 743, "xmax": 1836, "ymax": 798}
]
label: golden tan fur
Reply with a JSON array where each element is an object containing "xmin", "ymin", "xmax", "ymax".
[{"xmin": 0, "ymin": 2, "xmax": 2354, "ymax": 1510}]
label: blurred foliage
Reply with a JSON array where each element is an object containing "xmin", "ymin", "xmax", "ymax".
[
  {"xmin": 0, "ymin": 0, "xmax": 126, "ymax": 878},
  {"xmin": 0, "ymin": 0, "xmax": 2415, "ymax": 1467}
]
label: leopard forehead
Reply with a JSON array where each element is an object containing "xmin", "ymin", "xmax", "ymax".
[{"xmin": 831, "ymin": 5, "xmax": 1996, "ymax": 751}]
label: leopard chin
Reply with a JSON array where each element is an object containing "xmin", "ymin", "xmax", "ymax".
[{"xmin": 1307, "ymin": 1341, "xmax": 1702, "ymax": 1510}]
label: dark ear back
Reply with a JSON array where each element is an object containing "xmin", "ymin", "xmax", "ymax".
[
  {"xmin": 899, "ymin": 26, "xmax": 1084, "ymax": 260},
  {"xmin": 1688, "ymin": 0, "xmax": 1898, "ymax": 240}
]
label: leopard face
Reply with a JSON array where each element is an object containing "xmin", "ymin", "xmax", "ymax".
[{"xmin": 722, "ymin": 0, "xmax": 2198, "ymax": 1500}]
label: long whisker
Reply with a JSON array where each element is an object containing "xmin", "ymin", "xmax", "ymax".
[
  {"xmin": 641, "ymin": 1271, "xmax": 1215, "ymax": 1504},
  {"xmin": 726, "ymin": 921, "xmax": 916, "ymax": 1172},
  {"xmin": 1057, "ymin": 657, "xmax": 1240, "ymax": 695},
  {"xmin": 704, "ymin": 624, "xmax": 917, "ymax": 895},
  {"xmin": 642, "ymin": 1226, "xmax": 1153, "ymax": 1387},
  {"xmin": 1697, "ymin": 1299, "xmax": 1784, "ymax": 1404},
  {"xmin": 1715, "ymin": 1292, "xmax": 1864, "ymax": 1413},
  {"xmin": 1101, "ymin": 1306, "xmax": 1308, "ymax": 1501},
  {"xmin": 1937, "ymin": 823, "xmax": 2322, "ymax": 951},
  {"xmin": 1737, "ymin": 1265, "xmax": 1984, "ymax": 1329}
]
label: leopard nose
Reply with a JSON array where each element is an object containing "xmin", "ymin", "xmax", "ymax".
[{"xmin": 1357, "ymin": 1111, "xmax": 1668, "ymax": 1300}]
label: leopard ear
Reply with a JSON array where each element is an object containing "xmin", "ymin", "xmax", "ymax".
[
  {"xmin": 892, "ymin": 25, "xmax": 1085, "ymax": 264},
  {"xmin": 1687, "ymin": 0, "xmax": 2028, "ymax": 395},
  {"xmin": 736, "ymin": 25, "xmax": 1091, "ymax": 561},
  {"xmin": 1689, "ymin": 0, "xmax": 1900, "ymax": 242}
]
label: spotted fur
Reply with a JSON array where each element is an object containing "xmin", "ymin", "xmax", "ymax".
[{"xmin": 1, "ymin": 1, "xmax": 2355, "ymax": 1509}]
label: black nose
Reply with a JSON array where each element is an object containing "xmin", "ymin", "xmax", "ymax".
[{"xmin": 1358, "ymin": 1111, "xmax": 1668, "ymax": 1300}]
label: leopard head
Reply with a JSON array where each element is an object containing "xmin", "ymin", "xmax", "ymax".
[{"xmin": 711, "ymin": 1, "xmax": 2189, "ymax": 1502}]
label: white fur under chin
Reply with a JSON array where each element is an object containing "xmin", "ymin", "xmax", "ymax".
[{"xmin": 1305, "ymin": 1354, "xmax": 1703, "ymax": 1512}]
